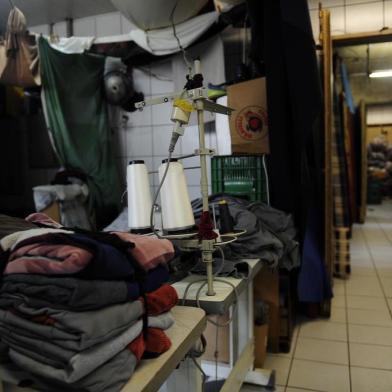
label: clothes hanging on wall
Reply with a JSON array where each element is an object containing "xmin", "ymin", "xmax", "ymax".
[
  {"xmin": 38, "ymin": 37, "xmax": 121, "ymax": 229},
  {"xmin": 258, "ymin": 0, "xmax": 331, "ymax": 302},
  {"xmin": 0, "ymin": 7, "xmax": 40, "ymax": 87}
]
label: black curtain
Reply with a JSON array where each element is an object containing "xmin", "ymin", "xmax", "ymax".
[
  {"xmin": 247, "ymin": 0, "xmax": 331, "ymax": 302},
  {"xmin": 259, "ymin": 0, "xmax": 323, "ymax": 238}
]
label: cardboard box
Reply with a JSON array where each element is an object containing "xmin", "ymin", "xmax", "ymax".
[
  {"xmin": 227, "ymin": 78, "xmax": 270, "ymax": 154},
  {"xmin": 253, "ymin": 268, "xmax": 280, "ymax": 353},
  {"xmin": 201, "ymin": 312, "xmax": 230, "ymax": 363},
  {"xmin": 254, "ymin": 324, "xmax": 269, "ymax": 368}
]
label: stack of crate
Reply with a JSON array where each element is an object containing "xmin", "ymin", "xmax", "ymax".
[{"xmin": 334, "ymin": 227, "xmax": 350, "ymax": 278}]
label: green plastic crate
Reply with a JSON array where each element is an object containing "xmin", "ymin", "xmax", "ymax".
[{"xmin": 211, "ymin": 155, "xmax": 269, "ymax": 203}]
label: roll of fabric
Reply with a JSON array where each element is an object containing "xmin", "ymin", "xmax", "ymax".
[{"xmin": 158, "ymin": 160, "xmax": 195, "ymax": 233}]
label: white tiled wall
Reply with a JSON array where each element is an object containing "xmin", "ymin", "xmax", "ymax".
[
  {"xmin": 29, "ymin": 2, "xmax": 392, "ymax": 204},
  {"xmin": 308, "ymin": 0, "xmax": 392, "ymax": 39},
  {"xmin": 120, "ymin": 59, "xmax": 216, "ymax": 201}
]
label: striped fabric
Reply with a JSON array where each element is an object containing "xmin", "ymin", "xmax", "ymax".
[{"xmin": 332, "ymin": 90, "xmax": 351, "ymax": 228}]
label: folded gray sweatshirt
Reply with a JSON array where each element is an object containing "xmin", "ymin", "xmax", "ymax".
[{"xmin": 6, "ymin": 312, "xmax": 174, "ymax": 384}]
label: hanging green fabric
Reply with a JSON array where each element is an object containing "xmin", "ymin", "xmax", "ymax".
[{"xmin": 38, "ymin": 37, "xmax": 121, "ymax": 228}]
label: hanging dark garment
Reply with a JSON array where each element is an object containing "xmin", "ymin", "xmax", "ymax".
[
  {"xmin": 258, "ymin": 0, "xmax": 331, "ymax": 302},
  {"xmin": 261, "ymin": 0, "xmax": 323, "ymax": 236},
  {"xmin": 39, "ymin": 38, "xmax": 121, "ymax": 229}
]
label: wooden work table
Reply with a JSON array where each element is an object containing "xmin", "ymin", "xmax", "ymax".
[
  {"xmin": 0, "ymin": 307, "xmax": 207, "ymax": 392},
  {"xmin": 122, "ymin": 306, "xmax": 206, "ymax": 392},
  {"xmin": 172, "ymin": 259, "xmax": 262, "ymax": 315},
  {"xmin": 172, "ymin": 259, "xmax": 275, "ymax": 392}
]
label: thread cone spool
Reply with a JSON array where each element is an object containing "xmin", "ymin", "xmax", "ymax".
[
  {"xmin": 218, "ymin": 200, "xmax": 234, "ymax": 234},
  {"xmin": 159, "ymin": 159, "xmax": 196, "ymax": 234},
  {"xmin": 127, "ymin": 160, "xmax": 153, "ymax": 234}
]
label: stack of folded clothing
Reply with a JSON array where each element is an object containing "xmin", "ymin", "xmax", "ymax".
[{"xmin": 0, "ymin": 213, "xmax": 177, "ymax": 392}]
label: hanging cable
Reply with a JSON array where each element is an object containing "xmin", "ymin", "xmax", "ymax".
[
  {"xmin": 149, "ymin": 88, "xmax": 187, "ymax": 238},
  {"xmin": 170, "ymin": 0, "xmax": 192, "ymax": 74},
  {"xmin": 262, "ymin": 155, "xmax": 270, "ymax": 205},
  {"xmin": 150, "ymin": 151, "xmax": 172, "ymax": 239}
]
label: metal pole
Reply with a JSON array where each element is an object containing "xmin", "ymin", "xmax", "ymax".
[
  {"xmin": 197, "ymin": 109, "xmax": 209, "ymax": 212},
  {"xmin": 195, "ymin": 59, "xmax": 215, "ymax": 296}
]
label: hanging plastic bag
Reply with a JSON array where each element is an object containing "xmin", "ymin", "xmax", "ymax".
[{"xmin": 0, "ymin": 7, "xmax": 40, "ymax": 87}]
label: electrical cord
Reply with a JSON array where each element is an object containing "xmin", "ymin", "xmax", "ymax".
[
  {"xmin": 170, "ymin": 0, "xmax": 192, "ymax": 73},
  {"xmin": 181, "ymin": 278, "xmax": 239, "ymax": 328},
  {"xmin": 262, "ymin": 155, "xmax": 270, "ymax": 205},
  {"xmin": 213, "ymin": 246, "xmax": 226, "ymax": 277},
  {"xmin": 149, "ymin": 88, "xmax": 188, "ymax": 238},
  {"xmin": 136, "ymin": 66, "xmax": 173, "ymax": 82},
  {"xmin": 181, "ymin": 276, "xmax": 239, "ymax": 389},
  {"xmin": 191, "ymin": 356, "xmax": 208, "ymax": 392},
  {"xmin": 150, "ymin": 151, "xmax": 172, "ymax": 239}
]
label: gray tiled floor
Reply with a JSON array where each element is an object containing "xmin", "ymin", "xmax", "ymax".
[{"xmin": 242, "ymin": 201, "xmax": 392, "ymax": 392}]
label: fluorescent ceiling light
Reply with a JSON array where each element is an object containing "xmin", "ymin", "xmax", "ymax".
[{"xmin": 369, "ymin": 70, "xmax": 392, "ymax": 78}]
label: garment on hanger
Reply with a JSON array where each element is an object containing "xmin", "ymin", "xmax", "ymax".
[
  {"xmin": 39, "ymin": 37, "xmax": 121, "ymax": 228},
  {"xmin": 0, "ymin": 7, "xmax": 40, "ymax": 87}
]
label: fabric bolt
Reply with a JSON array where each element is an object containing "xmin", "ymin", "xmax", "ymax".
[
  {"xmin": 0, "ymin": 265, "xmax": 169, "ymax": 311},
  {"xmin": 114, "ymin": 232, "xmax": 174, "ymax": 270},
  {"xmin": 7, "ymin": 312, "xmax": 174, "ymax": 384},
  {"xmin": 5, "ymin": 243, "xmax": 93, "ymax": 275}
]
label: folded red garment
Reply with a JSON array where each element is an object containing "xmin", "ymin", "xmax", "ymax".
[
  {"xmin": 114, "ymin": 232, "xmax": 174, "ymax": 271},
  {"xmin": 128, "ymin": 328, "xmax": 171, "ymax": 361},
  {"xmin": 144, "ymin": 284, "xmax": 178, "ymax": 315},
  {"xmin": 5, "ymin": 243, "xmax": 93, "ymax": 275},
  {"xmin": 128, "ymin": 334, "xmax": 145, "ymax": 361}
]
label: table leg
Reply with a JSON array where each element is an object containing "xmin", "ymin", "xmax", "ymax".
[
  {"xmin": 245, "ymin": 274, "xmax": 275, "ymax": 388},
  {"xmin": 159, "ymin": 357, "xmax": 202, "ymax": 392}
]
